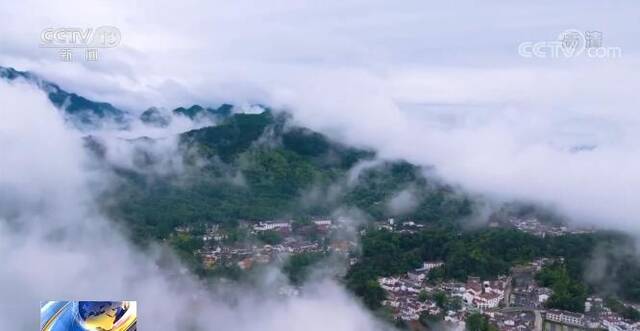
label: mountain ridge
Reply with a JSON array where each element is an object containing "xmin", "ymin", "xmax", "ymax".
[
  {"xmin": 0, "ymin": 66, "xmax": 126, "ymax": 125},
  {"xmin": 1, "ymin": 65, "xmax": 473, "ymax": 240}
]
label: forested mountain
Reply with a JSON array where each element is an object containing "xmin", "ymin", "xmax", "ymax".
[
  {"xmin": 106, "ymin": 110, "xmax": 472, "ymax": 239},
  {"xmin": 1, "ymin": 66, "xmax": 472, "ymax": 240}
]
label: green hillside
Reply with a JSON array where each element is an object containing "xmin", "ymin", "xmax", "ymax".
[{"xmin": 102, "ymin": 110, "xmax": 472, "ymax": 240}]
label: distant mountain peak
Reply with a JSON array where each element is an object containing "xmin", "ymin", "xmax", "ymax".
[
  {"xmin": 0, "ymin": 65, "xmax": 126, "ymax": 127},
  {"xmin": 172, "ymin": 103, "xmax": 234, "ymax": 120}
]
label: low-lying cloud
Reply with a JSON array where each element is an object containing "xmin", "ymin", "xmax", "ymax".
[
  {"xmin": 387, "ymin": 187, "xmax": 420, "ymax": 216},
  {"xmin": 0, "ymin": 79, "xmax": 394, "ymax": 330},
  {"xmin": 1, "ymin": 0, "xmax": 638, "ymax": 235}
]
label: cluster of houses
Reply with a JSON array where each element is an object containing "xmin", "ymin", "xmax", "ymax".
[
  {"xmin": 373, "ymin": 215, "xmax": 595, "ymax": 240},
  {"xmin": 378, "ymin": 261, "xmax": 467, "ymax": 325},
  {"xmin": 178, "ymin": 220, "xmax": 640, "ymax": 331},
  {"xmin": 490, "ymin": 310, "xmax": 537, "ymax": 331},
  {"xmin": 187, "ymin": 219, "xmax": 358, "ymax": 271},
  {"xmin": 510, "ymin": 262, "xmax": 554, "ymax": 309},
  {"xmin": 218, "ymin": 239, "xmax": 327, "ymax": 270},
  {"xmin": 253, "ymin": 220, "xmax": 292, "ymax": 232},
  {"xmin": 462, "ymin": 276, "xmax": 508, "ymax": 310},
  {"xmin": 376, "ymin": 260, "xmax": 554, "ymax": 327},
  {"xmin": 378, "ymin": 261, "xmax": 525, "ymax": 329},
  {"xmin": 378, "ymin": 272, "xmax": 511, "ymax": 324},
  {"xmin": 540, "ymin": 298, "xmax": 640, "ymax": 331},
  {"xmin": 599, "ymin": 312, "xmax": 640, "ymax": 331},
  {"xmin": 373, "ymin": 218, "xmax": 426, "ymax": 234},
  {"xmin": 252, "ymin": 219, "xmax": 333, "ymax": 233},
  {"xmin": 501, "ymin": 217, "xmax": 594, "ymax": 238},
  {"xmin": 379, "ymin": 270, "xmax": 439, "ymax": 321},
  {"xmin": 505, "ymin": 259, "xmax": 640, "ymax": 331}
]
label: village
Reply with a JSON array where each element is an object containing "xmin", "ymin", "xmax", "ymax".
[
  {"xmin": 371, "ymin": 217, "xmax": 640, "ymax": 331},
  {"xmin": 173, "ymin": 217, "xmax": 640, "ymax": 331},
  {"xmin": 378, "ymin": 255, "xmax": 640, "ymax": 330},
  {"xmin": 175, "ymin": 218, "xmax": 359, "ymax": 273},
  {"xmin": 498, "ymin": 217, "xmax": 596, "ymax": 238}
]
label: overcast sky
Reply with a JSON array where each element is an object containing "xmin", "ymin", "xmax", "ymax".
[{"xmin": 2, "ymin": 0, "xmax": 640, "ymax": 233}]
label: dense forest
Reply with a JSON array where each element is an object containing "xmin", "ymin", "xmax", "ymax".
[{"xmin": 101, "ymin": 110, "xmax": 472, "ymax": 240}]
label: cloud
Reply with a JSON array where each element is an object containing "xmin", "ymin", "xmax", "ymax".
[
  {"xmin": 0, "ymin": 79, "xmax": 394, "ymax": 330},
  {"xmin": 387, "ymin": 187, "xmax": 419, "ymax": 216},
  {"xmin": 282, "ymin": 63, "xmax": 640, "ymax": 234}
]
